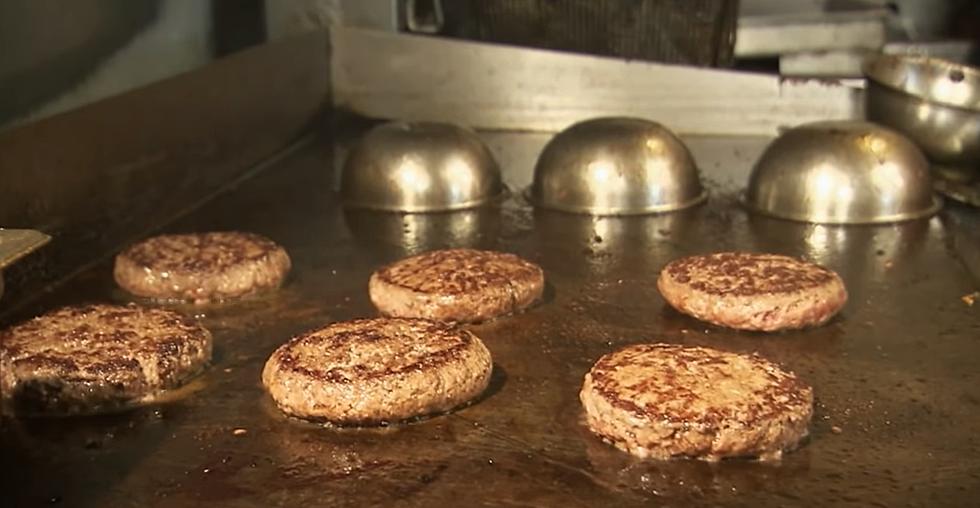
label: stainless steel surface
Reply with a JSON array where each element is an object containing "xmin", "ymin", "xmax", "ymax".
[
  {"xmin": 343, "ymin": 206, "xmax": 500, "ymax": 259},
  {"xmin": 3, "ymin": 129, "xmax": 980, "ymax": 507},
  {"xmin": 527, "ymin": 118, "xmax": 706, "ymax": 215},
  {"xmin": 340, "ymin": 121, "xmax": 503, "ymax": 212},
  {"xmin": 471, "ymin": 132, "xmax": 771, "ymax": 192},
  {"xmin": 0, "ymin": 229, "xmax": 50, "ymax": 303},
  {"xmin": 744, "ymin": 120, "xmax": 941, "ymax": 224},
  {"xmin": 779, "ymin": 49, "xmax": 871, "ymax": 78},
  {"xmin": 735, "ymin": 10, "xmax": 888, "ymax": 58},
  {"xmin": 0, "ymin": 229, "xmax": 51, "ymax": 269},
  {"xmin": 883, "ymin": 41, "xmax": 978, "ymax": 65},
  {"xmin": 864, "ymin": 53, "xmax": 980, "ymax": 178},
  {"xmin": 331, "ymin": 27, "xmax": 861, "ymax": 137}
]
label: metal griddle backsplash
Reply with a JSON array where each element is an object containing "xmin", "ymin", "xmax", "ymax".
[{"xmin": 2, "ymin": 31, "xmax": 980, "ymax": 508}]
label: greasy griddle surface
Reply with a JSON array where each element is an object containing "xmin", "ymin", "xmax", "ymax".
[{"xmin": 2, "ymin": 139, "xmax": 980, "ymax": 507}]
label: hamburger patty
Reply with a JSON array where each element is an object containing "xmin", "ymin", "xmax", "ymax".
[
  {"xmin": 114, "ymin": 231, "xmax": 291, "ymax": 304},
  {"xmin": 262, "ymin": 318, "xmax": 492, "ymax": 425},
  {"xmin": 580, "ymin": 344, "xmax": 813, "ymax": 461},
  {"xmin": 369, "ymin": 248, "xmax": 544, "ymax": 323},
  {"xmin": 0, "ymin": 304, "xmax": 212, "ymax": 415},
  {"xmin": 657, "ymin": 252, "xmax": 847, "ymax": 331}
]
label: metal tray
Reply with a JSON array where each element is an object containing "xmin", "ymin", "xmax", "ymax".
[{"xmin": 2, "ymin": 129, "xmax": 979, "ymax": 507}]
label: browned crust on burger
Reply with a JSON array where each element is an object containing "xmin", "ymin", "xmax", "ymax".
[
  {"xmin": 262, "ymin": 318, "xmax": 493, "ymax": 425},
  {"xmin": 114, "ymin": 232, "xmax": 291, "ymax": 304},
  {"xmin": 369, "ymin": 249, "xmax": 544, "ymax": 323},
  {"xmin": 580, "ymin": 344, "xmax": 813, "ymax": 461},
  {"xmin": 0, "ymin": 304, "xmax": 212, "ymax": 415},
  {"xmin": 657, "ymin": 252, "xmax": 847, "ymax": 331}
]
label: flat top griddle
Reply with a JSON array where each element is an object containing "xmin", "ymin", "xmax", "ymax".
[{"xmin": 2, "ymin": 130, "xmax": 980, "ymax": 508}]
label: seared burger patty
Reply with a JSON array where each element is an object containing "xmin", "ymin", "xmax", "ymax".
[
  {"xmin": 262, "ymin": 318, "xmax": 492, "ymax": 425},
  {"xmin": 114, "ymin": 231, "xmax": 291, "ymax": 304},
  {"xmin": 0, "ymin": 304, "xmax": 212, "ymax": 415},
  {"xmin": 581, "ymin": 344, "xmax": 813, "ymax": 461},
  {"xmin": 369, "ymin": 248, "xmax": 544, "ymax": 323},
  {"xmin": 657, "ymin": 252, "xmax": 847, "ymax": 331}
]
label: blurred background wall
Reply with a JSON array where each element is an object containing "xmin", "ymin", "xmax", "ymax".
[{"xmin": 0, "ymin": 0, "xmax": 264, "ymax": 129}]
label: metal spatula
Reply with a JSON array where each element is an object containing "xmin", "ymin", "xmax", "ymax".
[{"xmin": 0, "ymin": 228, "xmax": 51, "ymax": 301}]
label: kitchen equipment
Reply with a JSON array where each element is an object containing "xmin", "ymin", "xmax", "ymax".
[
  {"xmin": 2, "ymin": 29, "xmax": 980, "ymax": 508},
  {"xmin": 438, "ymin": 0, "xmax": 738, "ymax": 66},
  {"xmin": 736, "ymin": 8, "xmax": 889, "ymax": 78},
  {"xmin": 0, "ymin": 229, "xmax": 50, "ymax": 302},
  {"xmin": 744, "ymin": 120, "xmax": 941, "ymax": 224},
  {"xmin": 330, "ymin": 27, "xmax": 859, "ymax": 137},
  {"xmin": 864, "ymin": 53, "xmax": 980, "ymax": 182},
  {"xmin": 527, "ymin": 117, "xmax": 706, "ymax": 215},
  {"xmin": 340, "ymin": 121, "xmax": 504, "ymax": 212}
]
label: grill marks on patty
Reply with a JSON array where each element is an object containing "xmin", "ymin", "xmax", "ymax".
[
  {"xmin": 122, "ymin": 232, "xmax": 279, "ymax": 273},
  {"xmin": 658, "ymin": 252, "xmax": 848, "ymax": 331},
  {"xmin": 273, "ymin": 320, "xmax": 474, "ymax": 383},
  {"xmin": 375, "ymin": 249, "xmax": 541, "ymax": 295},
  {"xmin": 590, "ymin": 344, "xmax": 808, "ymax": 427},
  {"xmin": 0, "ymin": 304, "xmax": 212, "ymax": 415},
  {"xmin": 369, "ymin": 248, "xmax": 545, "ymax": 322},
  {"xmin": 114, "ymin": 231, "xmax": 291, "ymax": 303},
  {"xmin": 581, "ymin": 344, "xmax": 814, "ymax": 461},
  {"xmin": 262, "ymin": 318, "xmax": 493, "ymax": 425},
  {"xmin": 665, "ymin": 252, "xmax": 837, "ymax": 296}
]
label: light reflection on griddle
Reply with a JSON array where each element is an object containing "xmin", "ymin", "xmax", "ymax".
[{"xmin": 343, "ymin": 206, "xmax": 502, "ymax": 258}]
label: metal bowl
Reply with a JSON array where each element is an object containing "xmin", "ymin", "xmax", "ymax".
[
  {"xmin": 744, "ymin": 120, "xmax": 941, "ymax": 224},
  {"xmin": 527, "ymin": 117, "xmax": 706, "ymax": 215},
  {"xmin": 864, "ymin": 53, "xmax": 980, "ymax": 181},
  {"xmin": 341, "ymin": 121, "xmax": 504, "ymax": 212}
]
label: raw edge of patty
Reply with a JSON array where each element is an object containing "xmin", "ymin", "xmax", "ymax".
[
  {"xmin": 657, "ymin": 252, "xmax": 847, "ymax": 331},
  {"xmin": 368, "ymin": 248, "xmax": 545, "ymax": 323},
  {"xmin": 262, "ymin": 318, "xmax": 493, "ymax": 425},
  {"xmin": 580, "ymin": 343, "xmax": 813, "ymax": 461},
  {"xmin": 0, "ymin": 304, "xmax": 212, "ymax": 415},
  {"xmin": 114, "ymin": 231, "xmax": 291, "ymax": 304}
]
